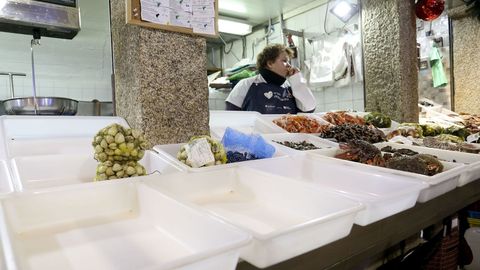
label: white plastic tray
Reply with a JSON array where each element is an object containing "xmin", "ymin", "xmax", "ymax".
[
  {"xmin": 375, "ymin": 142, "xmax": 480, "ymax": 187},
  {"xmin": 0, "ymin": 160, "xmax": 14, "ymax": 196},
  {"xmin": 5, "ymin": 137, "xmax": 93, "ymax": 158},
  {"xmin": 310, "ymin": 148, "xmax": 464, "ymax": 203},
  {"xmin": 10, "ymin": 150, "xmax": 184, "ymax": 191},
  {"xmin": 262, "ymin": 133, "xmax": 338, "ymax": 155},
  {"xmin": 0, "ymin": 180, "xmax": 250, "ymax": 270},
  {"xmin": 153, "ymin": 142, "xmax": 289, "ymax": 173},
  {"xmin": 143, "ymin": 167, "xmax": 363, "ymax": 268},
  {"xmin": 244, "ymin": 155, "xmax": 427, "ymax": 226},
  {"xmin": 209, "ymin": 111, "xmax": 261, "ymax": 139},
  {"xmin": 0, "ymin": 116, "xmax": 129, "ymax": 140}
]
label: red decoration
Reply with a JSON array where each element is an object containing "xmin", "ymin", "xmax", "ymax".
[{"xmin": 415, "ymin": 0, "xmax": 445, "ymax": 21}]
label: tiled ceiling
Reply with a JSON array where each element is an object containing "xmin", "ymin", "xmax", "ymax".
[{"xmin": 219, "ymin": 0, "xmax": 325, "ymax": 26}]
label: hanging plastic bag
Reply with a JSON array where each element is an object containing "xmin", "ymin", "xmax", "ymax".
[{"xmin": 221, "ymin": 127, "xmax": 276, "ymax": 163}]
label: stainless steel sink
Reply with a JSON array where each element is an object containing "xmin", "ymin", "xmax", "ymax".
[{"xmin": 2, "ymin": 96, "xmax": 78, "ymax": 115}]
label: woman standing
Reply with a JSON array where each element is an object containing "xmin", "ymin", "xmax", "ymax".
[{"xmin": 225, "ymin": 44, "xmax": 316, "ymax": 114}]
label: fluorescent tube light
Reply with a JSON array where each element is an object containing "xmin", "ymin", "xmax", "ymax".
[
  {"xmin": 330, "ymin": 1, "xmax": 359, "ymax": 23},
  {"xmin": 218, "ymin": 18, "xmax": 252, "ymax": 36}
]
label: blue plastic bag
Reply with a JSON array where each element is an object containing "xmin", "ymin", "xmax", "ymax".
[{"xmin": 221, "ymin": 127, "xmax": 275, "ymax": 159}]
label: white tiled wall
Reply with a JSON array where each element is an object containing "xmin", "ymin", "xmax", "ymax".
[
  {"xmin": 0, "ymin": 1, "xmax": 113, "ymax": 101},
  {"xmin": 209, "ymin": 0, "xmax": 364, "ymax": 112}
]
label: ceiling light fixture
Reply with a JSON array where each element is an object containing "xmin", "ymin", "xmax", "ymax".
[
  {"xmin": 219, "ymin": 1, "xmax": 247, "ymax": 14},
  {"xmin": 330, "ymin": 0, "xmax": 359, "ymax": 23},
  {"xmin": 218, "ymin": 18, "xmax": 252, "ymax": 36}
]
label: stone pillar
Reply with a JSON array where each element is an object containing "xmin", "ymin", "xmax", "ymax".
[
  {"xmin": 449, "ymin": 7, "xmax": 480, "ymax": 114},
  {"xmin": 362, "ymin": 0, "xmax": 419, "ymax": 122},
  {"xmin": 110, "ymin": 0, "xmax": 209, "ymax": 146}
]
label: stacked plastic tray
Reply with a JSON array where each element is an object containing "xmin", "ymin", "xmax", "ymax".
[
  {"xmin": 0, "ymin": 113, "xmax": 474, "ymax": 270},
  {"xmin": 0, "ymin": 116, "xmax": 251, "ymax": 270}
]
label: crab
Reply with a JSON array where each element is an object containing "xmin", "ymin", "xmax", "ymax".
[{"xmin": 335, "ymin": 139, "xmax": 385, "ymax": 166}]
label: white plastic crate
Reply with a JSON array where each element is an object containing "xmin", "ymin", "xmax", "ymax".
[
  {"xmin": 0, "ymin": 180, "xmax": 250, "ymax": 270},
  {"xmin": 310, "ymin": 147, "xmax": 464, "ymax": 203},
  {"xmin": 209, "ymin": 111, "xmax": 262, "ymax": 139},
  {"xmin": 153, "ymin": 142, "xmax": 288, "ymax": 173},
  {"xmin": 262, "ymin": 133, "xmax": 338, "ymax": 155},
  {"xmin": 0, "ymin": 116, "xmax": 129, "ymax": 140},
  {"xmin": 10, "ymin": 150, "xmax": 184, "ymax": 191},
  {"xmin": 245, "ymin": 155, "xmax": 427, "ymax": 225},
  {"xmin": 375, "ymin": 142, "xmax": 480, "ymax": 187},
  {"xmin": 143, "ymin": 167, "xmax": 363, "ymax": 268}
]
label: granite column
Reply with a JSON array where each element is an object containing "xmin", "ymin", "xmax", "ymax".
[
  {"xmin": 110, "ymin": 0, "xmax": 209, "ymax": 146},
  {"xmin": 362, "ymin": 0, "xmax": 419, "ymax": 122}
]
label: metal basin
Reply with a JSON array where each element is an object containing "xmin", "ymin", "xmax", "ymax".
[{"xmin": 2, "ymin": 97, "xmax": 78, "ymax": 115}]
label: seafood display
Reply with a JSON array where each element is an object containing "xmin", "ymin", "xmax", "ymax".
[
  {"xmin": 177, "ymin": 136, "xmax": 227, "ymax": 168},
  {"xmin": 364, "ymin": 112, "xmax": 392, "ymax": 128},
  {"xmin": 319, "ymin": 124, "xmax": 386, "ymax": 144},
  {"xmin": 335, "ymin": 140, "xmax": 385, "ymax": 166},
  {"xmin": 273, "ymin": 115, "xmax": 330, "ymax": 133},
  {"xmin": 387, "ymin": 124, "xmax": 423, "ymax": 139},
  {"xmin": 226, "ymin": 151, "xmax": 259, "ymax": 163},
  {"xmin": 274, "ymin": 140, "xmax": 320, "ymax": 151},
  {"xmin": 92, "ymin": 123, "xmax": 147, "ymax": 181},
  {"xmin": 459, "ymin": 113, "xmax": 480, "ymax": 134},
  {"xmin": 385, "ymin": 154, "xmax": 443, "ymax": 176},
  {"xmin": 381, "ymin": 146, "xmax": 418, "ymax": 156},
  {"xmin": 334, "ymin": 140, "xmax": 444, "ymax": 176},
  {"xmin": 423, "ymin": 137, "xmax": 480, "ymax": 154},
  {"xmin": 322, "ymin": 112, "xmax": 366, "ymax": 126}
]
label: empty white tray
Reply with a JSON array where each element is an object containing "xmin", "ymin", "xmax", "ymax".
[
  {"xmin": 262, "ymin": 133, "xmax": 338, "ymax": 155},
  {"xmin": 6, "ymin": 137, "xmax": 93, "ymax": 158},
  {"xmin": 375, "ymin": 142, "xmax": 480, "ymax": 187},
  {"xmin": 153, "ymin": 143, "xmax": 288, "ymax": 173},
  {"xmin": 245, "ymin": 155, "xmax": 427, "ymax": 225},
  {"xmin": 142, "ymin": 167, "xmax": 363, "ymax": 268},
  {"xmin": 310, "ymin": 148, "xmax": 464, "ymax": 203},
  {"xmin": 10, "ymin": 150, "xmax": 184, "ymax": 191},
  {"xmin": 0, "ymin": 160, "xmax": 14, "ymax": 196},
  {"xmin": 0, "ymin": 180, "xmax": 250, "ymax": 270}
]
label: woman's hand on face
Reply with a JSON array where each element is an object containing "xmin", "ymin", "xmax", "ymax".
[{"xmin": 287, "ymin": 66, "xmax": 300, "ymax": 77}]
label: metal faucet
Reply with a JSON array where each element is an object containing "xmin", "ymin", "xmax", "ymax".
[{"xmin": 0, "ymin": 72, "xmax": 27, "ymax": 98}]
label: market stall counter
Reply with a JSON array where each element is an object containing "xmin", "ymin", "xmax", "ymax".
[{"xmin": 236, "ymin": 179, "xmax": 480, "ymax": 270}]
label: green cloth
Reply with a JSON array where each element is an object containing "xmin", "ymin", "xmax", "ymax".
[
  {"xmin": 429, "ymin": 47, "xmax": 448, "ymax": 88},
  {"xmin": 227, "ymin": 69, "xmax": 256, "ymax": 81}
]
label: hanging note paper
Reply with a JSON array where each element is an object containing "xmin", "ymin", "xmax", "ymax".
[
  {"xmin": 170, "ymin": 0, "xmax": 192, "ymax": 13},
  {"xmin": 170, "ymin": 10, "xmax": 192, "ymax": 27},
  {"xmin": 135, "ymin": 0, "xmax": 217, "ymax": 36},
  {"xmin": 192, "ymin": 17, "xmax": 214, "ymax": 35},
  {"xmin": 140, "ymin": 0, "xmax": 170, "ymax": 24},
  {"xmin": 192, "ymin": 0, "xmax": 215, "ymax": 35}
]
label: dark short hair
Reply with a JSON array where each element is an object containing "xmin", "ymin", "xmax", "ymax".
[{"xmin": 256, "ymin": 44, "xmax": 294, "ymax": 70}]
